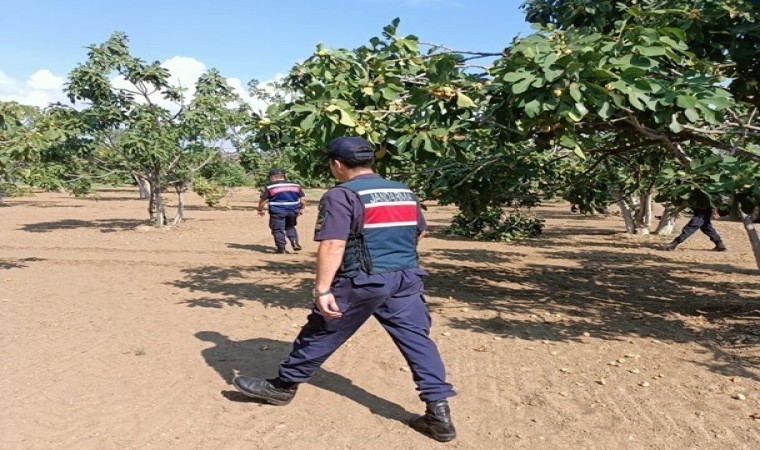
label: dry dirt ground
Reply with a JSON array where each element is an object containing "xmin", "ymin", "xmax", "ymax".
[{"xmin": 1, "ymin": 187, "xmax": 760, "ymax": 450}]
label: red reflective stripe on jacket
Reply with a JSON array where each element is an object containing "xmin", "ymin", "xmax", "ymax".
[{"xmin": 364, "ymin": 204, "xmax": 418, "ymax": 226}]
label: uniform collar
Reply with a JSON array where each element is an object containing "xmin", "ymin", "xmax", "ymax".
[{"xmin": 348, "ymin": 173, "xmax": 381, "ymax": 181}]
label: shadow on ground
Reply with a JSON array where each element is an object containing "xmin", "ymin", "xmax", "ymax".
[
  {"xmin": 2, "ymin": 201, "xmax": 85, "ymax": 208},
  {"xmin": 169, "ymin": 259, "xmax": 313, "ymax": 309},
  {"xmin": 174, "ymin": 222, "xmax": 760, "ymax": 383},
  {"xmin": 227, "ymin": 243, "xmax": 279, "ymax": 254},
  {"xmin": 77, "ymin": 196, "xmax": 145, "ymax": 202},
  {"xmin": 196, "ymin": 331, "xmax": 413, "ymax": 423},
  {"xmin": 422, "ymin": 243, "xmax": 760, "ymax": 382},
  {"xmin": 0, "ymin": 257, "xmax": 46, "ymax": 270},
  {"xmin": 20, "ymin": 218, "xmax": 147, "ymax": 233}
]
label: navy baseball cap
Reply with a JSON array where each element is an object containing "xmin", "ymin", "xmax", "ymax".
[
  {"xmin": 325, "ymin": 137, "xmax": 375, "ymax": 161},
  {"xmin": 268, "ymin": 167, "xmax": 284, "ymax": 176}
]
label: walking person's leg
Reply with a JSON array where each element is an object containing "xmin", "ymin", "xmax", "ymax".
[
  {"xmin": 278, "ymin": 305, "xmax": 375, "ymax": 382},
  {"xmin": 698, "ymin": 211, "xmax": 726, "ymax": 251},
  {"xmin": 234, "ymin": 276, "xmax": 390, "ymax": 403},
  {"xmin": 373, "ymin": 271, "xmax": 456, "ymax": 442},
  {"xmin": 661, "ymin": 212, "xmax": 704, "ymax": 250},
  {"xmin": 269, "ymin": 214, "xmax": 287, "ymax": 253},
  {"xmin": 284, "ymin": 212, "xmax": 301, "ymax": 251},
  {"xmin": 374, "ymin": 289, "xmax": 454, "ymax": 401}
]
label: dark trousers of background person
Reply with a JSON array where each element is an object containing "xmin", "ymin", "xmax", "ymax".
[
  {"xmin": 672, "ymin": 208, "xmax": 722, "ymax": 245},
  {"xmin": 277, "ymin": 269, "xmax": 455, "ymax": 403},
  {"xmin": 269, "ymin": 212, "xmax": 299, "ymax": 251}
]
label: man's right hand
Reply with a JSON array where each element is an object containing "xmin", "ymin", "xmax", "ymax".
[{"xmin": 257, "ymin": 210, "xmax": 266, "ymax": 217}]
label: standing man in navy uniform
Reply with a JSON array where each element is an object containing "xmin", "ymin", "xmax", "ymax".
[
  {"xmin": 258, "ymin": 168, "xmax": 306, "ymax": 253},
  {"xmin": 235, "ymin": 137, "xmax": 457, "ymax": 442}
]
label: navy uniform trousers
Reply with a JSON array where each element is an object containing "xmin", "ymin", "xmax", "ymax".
[
  {"xmin": 673, "ymin": 208, "xmax": 722, "ymax": 244},
  {"xmin": 269, "ymin": 212, "xmax": 299, "ymax": 249},
  {"xmin": 278, "ymin": 269, "xmax": 455, "ymax": 403}
]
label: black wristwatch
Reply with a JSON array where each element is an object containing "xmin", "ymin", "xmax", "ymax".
[{"xmin": 312, "ymin": 288, "xmax": 331, "ymax": 298}]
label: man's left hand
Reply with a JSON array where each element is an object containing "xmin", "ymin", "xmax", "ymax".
[{"xmin": 315, "ymin": 293, "xmax": 342, "ymax": 319}]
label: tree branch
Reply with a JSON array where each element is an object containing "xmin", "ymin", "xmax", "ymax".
[
  {"xmin": 64, "ymin": 168, "xmax": 126, "ymax": 182},
  {"xmin": 687, "ymin": 134, "xmax": 760, "ymax": 162},
  {"xmin": 452, "ymin": 156, "xmax": 501, "ymax": 189},
  {"xmin": 622, "ymin": 115, "xmax": 692, "ymax": 166},
  {"xmin": 418, "ymin": 41, "xmax": 502, "ymax": 58}
]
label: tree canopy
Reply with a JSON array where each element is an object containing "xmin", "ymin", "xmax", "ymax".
[
  {"xmin": 2, "ymin": 1, "xmax": 759, "ymax": 257},
  {"xmin": 57, "ymin": 32, "xmax": 249, "ymax": 225}
]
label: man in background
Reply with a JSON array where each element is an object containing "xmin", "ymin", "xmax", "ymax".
[
  {"xmin": 660, "ymin": 188, "xmax": 726, "ymax": 252},
  {"xmin": 258, "ymin": 168, "xmax": 305, "ymax": 253}
]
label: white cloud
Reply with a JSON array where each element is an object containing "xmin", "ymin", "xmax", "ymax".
[
  {"xmin": 163, "ymin": 56, "xmax": 207, "ymax": 90},
  {"xmin": 0, "ymin": 71, "xmax": 21, "ymax": 95},
  {"xmin": 233, "ymin": 73, "xmax": 290, "ymax": 117},
  {"xmin": 27, "ymin": 69, "xmax": 64, "ymax": 90},
  {"xmin": 0, "ymin": 69, "xmax": 69, "ymax": 107},
  {"xmin": 109, "ymin": 56, "xmax": 209, "ymax": 109},
  {"xmin": 1, "ymin": 59, "xmax": 287, "ymax": 116}
]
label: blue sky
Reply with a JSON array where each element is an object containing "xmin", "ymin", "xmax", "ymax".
[{"xmin": 0, "ymin": 0, "xmax": 533, "ymax": 107}]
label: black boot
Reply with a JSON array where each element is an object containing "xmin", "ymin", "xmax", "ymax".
[
  {"xmin": 232, "ymin": 376, "xmax": 298, "ymax": 406},
  {"xmin": 292, "ymin": 241, "xmax": 302, "ymax": 251},
  {"xmin": 274, "ymin": 247, "xmax": 287, "ymax": 254},
  {"xmin": 659, "ymin": 241, "xmax": 679, "ymax": 251},
  {"xmin": 713, "ymin": 241, "xmax": 727, "ymax": 252},
  {"xmin": 409, "ymin": 399, "xmax": 456, "ymax": 442}
]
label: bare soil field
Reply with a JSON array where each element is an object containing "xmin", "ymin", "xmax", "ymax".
[{"xmin": 1, "ymin": 187, "xmax": 759, "ymax": 449}]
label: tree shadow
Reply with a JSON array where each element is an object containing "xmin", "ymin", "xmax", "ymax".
[
  {"xmin": 169, "ymin": 261, "xmax": 313, "ymax": 309},
  {"xmin": 195, "ymin": 331, "xmax": 412, "ymax": 423},
  {"xmin": 226, "ymin": 243, "xmax": 280, "ymax": 253},
  {"xmin": 172, "ymin": 226, "xmax": 760, "ymax": 383},
  {"xmin": 424, "ymin": 224, "xmax": 548, "ymax": 244},
  {"xmin": 20, "ymin": 219, "xmax": 147, "ymax": 233},
  {"xmin": 79, "ymin": 196, "xmax": 144, "ymax": 202},
  {"xmin": 1, "ymin": 201, "xmax": 85, "ymax": 208},
  {"xmin": 182, "ymin": 205, "xmax": 254, "ymax": 212},
  {"xmin": 534, "ymin": 211, "xmax": 615, "ymax": 221},
  {"xmin": 544, "ymin": 226, "xmax": 620, "ymax": 236},
  {"xmin": 423, "ymin": 245, "xmax": 760, "ymax": 382},
  {"xmin": 92, "ymin": 188, "xmax": 139, "ymax": 194},
  {"xmin": 423, "ymin": 225, "xmax": 464, "ymax": 241},
  {"xmin": 422, "ymin": 220, "xmax": 613, "ymax": 245},
  {"xmin": 0, "ymin": 257, "xmax": 46, "ymax": 270},
  {"xmin": 419, "ymin": 248, "xmax": 523, "ymax": 266}
]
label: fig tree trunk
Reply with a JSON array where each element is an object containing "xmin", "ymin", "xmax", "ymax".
[
  {"xmin": 654, "ymin": 204, "xmax": 684, "ymax": 235},
  {"xmin": 173, "ymin": 182, "xmax": 186, "ymax": 226},
  {"xmin": 632, "ymin": 193, "xmax": 652, "ymax": 235},
  {"xmin": 740, "ymin": 211, "xmax": 760, "ymax": 272},
  {"xmin": 134, "ymin": 174, "xmax": 150, "ymax": 199},
  {"xmin": 148, "ymin": 168, "xmax": 166, "ymax": 227},
  {"xmin": 617, "ymin": 199, "xmax": 636, "ymax": 233},
  {"xmin": 153, "ymin": 188, "xmax": 166, "ymax": 227}
]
